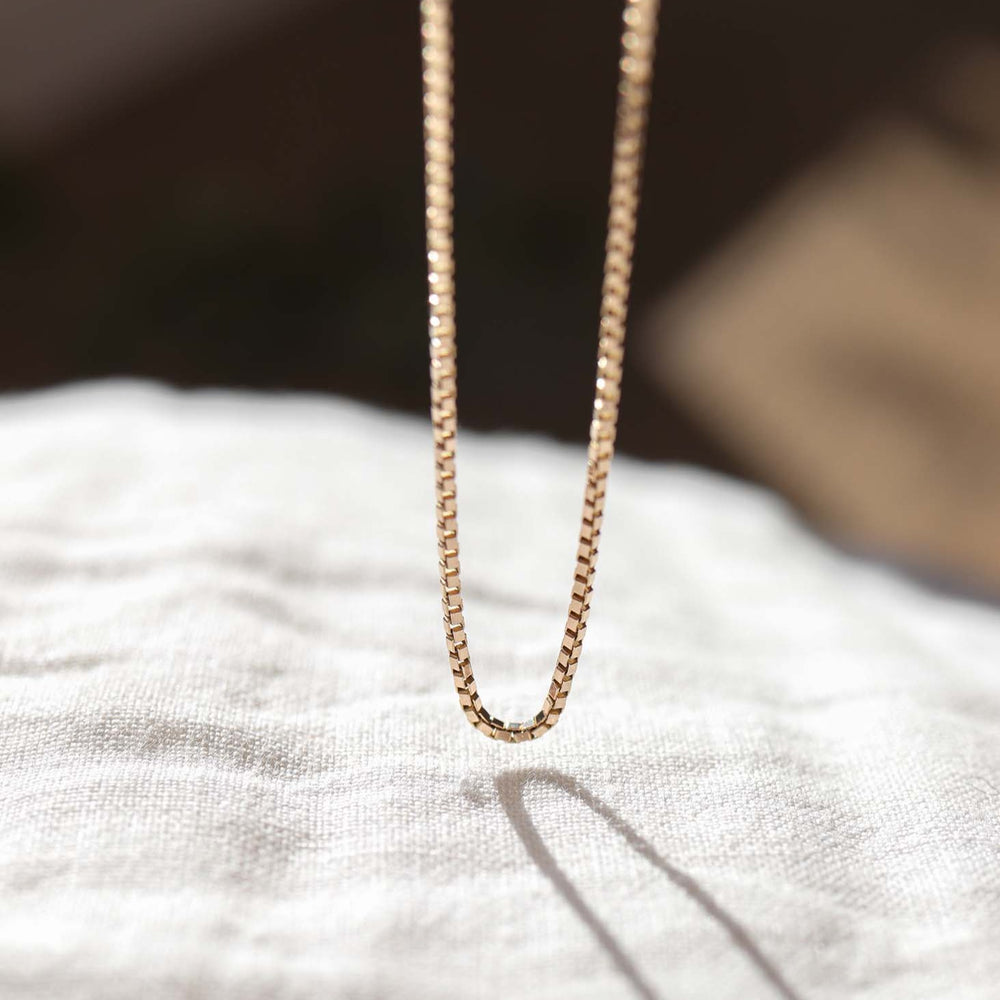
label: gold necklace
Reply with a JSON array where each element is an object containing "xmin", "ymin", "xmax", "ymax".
[{"xmin": 422, "ymin": 0, "xmax": 660, "ymax": 741}]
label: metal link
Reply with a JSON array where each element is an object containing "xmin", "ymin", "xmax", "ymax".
[{"xmin": 422, "ymin": 0, "xmax": 660, "ymax": 741}]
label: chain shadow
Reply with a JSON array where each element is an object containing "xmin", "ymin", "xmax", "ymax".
[{"xmin": 493, "ymin": 768, "xmax": 803, "ymax": 1000}]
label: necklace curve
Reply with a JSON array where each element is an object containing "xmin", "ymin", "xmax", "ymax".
[{"xmin": 422, "ymin": 0, "xmax": 660, "ymax": 741}]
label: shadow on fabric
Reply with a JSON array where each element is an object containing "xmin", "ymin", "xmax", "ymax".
[{"xmin": 493, "ymin": 768, "xmax": 803, "ymax": 1000}]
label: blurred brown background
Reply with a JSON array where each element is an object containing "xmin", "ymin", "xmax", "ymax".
[{"xmin": 3, "ymin": 0, "xmax": 1000, "ymax": 592}]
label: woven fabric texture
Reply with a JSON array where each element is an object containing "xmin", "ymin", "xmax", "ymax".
[{"xmin": 1, "ymin": 382, "xmax": 998, "ymax": 1000}]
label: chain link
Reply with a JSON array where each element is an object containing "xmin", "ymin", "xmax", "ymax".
[{"xmin": 422, "ymin": 0, "xmax": 660, "ymax": 740}]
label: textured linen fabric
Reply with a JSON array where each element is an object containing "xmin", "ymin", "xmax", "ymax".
[{"xmin": 1, "ymin": 381, "xmax": 998, "ymax": 1000}]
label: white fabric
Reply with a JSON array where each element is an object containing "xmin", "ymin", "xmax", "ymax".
[{"xmin": 1, "ymin": 381, "xmax": 998, "ymax": 1000}]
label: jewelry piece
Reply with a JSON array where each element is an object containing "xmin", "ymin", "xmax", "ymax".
[{"xmin": 422, "ymin": 0, "xmax": 660, "ymax": 741}]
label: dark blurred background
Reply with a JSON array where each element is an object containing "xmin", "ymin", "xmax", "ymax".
[{"xmin": 3, "ymin": 0, "xmax": 1000, "ymax": 590}]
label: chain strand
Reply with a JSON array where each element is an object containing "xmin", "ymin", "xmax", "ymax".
[{"xmin": 422, "ymin": 0, "xmax": 660, "ymax": 741}]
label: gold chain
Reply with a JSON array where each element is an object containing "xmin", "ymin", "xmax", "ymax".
[{"xmin": 422, "ymin": 0, "xmax": 660, "ymax": 741}]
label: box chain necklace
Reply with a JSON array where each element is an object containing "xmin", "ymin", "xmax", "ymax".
[{"xmin": 422, "ymin": 0, "xmax": 660, "ymax": 740}]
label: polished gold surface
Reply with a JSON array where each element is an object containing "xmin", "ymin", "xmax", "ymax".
[{"xmin": 422, "ymin": 0, "xmax": 660, "ymax": 740}]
